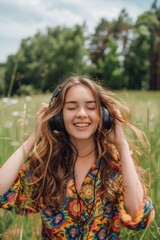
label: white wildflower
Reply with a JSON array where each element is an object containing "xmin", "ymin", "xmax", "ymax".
[
  {"xmin": 12, "ymin": 111, "xmax": 20, "ymax": 117},
  {"xmin": 2, "ymin": 98, "xmax": 18, "ymax": 105},
  {"xmin": 10, "ymin": 99, "xmax": 18, "ymax": 104},
  {"xmin": 2, "ymin": 98, "xmax": 10, "ymax": 103}
]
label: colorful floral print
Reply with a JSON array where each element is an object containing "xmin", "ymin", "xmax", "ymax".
[{"xmin": 0, "ymin": 159, "xmax": 155, "ymax": 239}]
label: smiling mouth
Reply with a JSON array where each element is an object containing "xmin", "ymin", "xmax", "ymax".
[{"xmin": 74, "ymin": 123, "xmax": 90, "ymax": 127}]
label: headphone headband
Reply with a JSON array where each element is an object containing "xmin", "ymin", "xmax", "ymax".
[{"xmin": 49, "ymin": 87, "xmax": 62, "ymax": 107}]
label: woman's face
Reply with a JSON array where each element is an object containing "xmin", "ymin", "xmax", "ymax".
[{"xmin": 63, "ymin": 84, "xmax": 99, "ymax": 143}]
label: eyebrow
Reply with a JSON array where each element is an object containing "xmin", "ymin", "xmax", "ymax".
[{"xmin": 65, "ymin": 101, "xmax": 96, "ymax": 104}]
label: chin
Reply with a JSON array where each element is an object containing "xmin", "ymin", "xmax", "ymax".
[{"xmin": 69, "ymin": 134, "xmax": 94, "ymax": 142}]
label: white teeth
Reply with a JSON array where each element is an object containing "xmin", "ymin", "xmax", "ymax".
[{"xmin": 74, "ymin": 123, "xmax": 89, "ymax": 127}]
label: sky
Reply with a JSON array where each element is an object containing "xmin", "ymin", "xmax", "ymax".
[{"xmin": 0, "ymin": 0, "xmax": 158, "ymax": 63}]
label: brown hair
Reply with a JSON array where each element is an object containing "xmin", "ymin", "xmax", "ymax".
[{"xmin": 29, "ymin": 75, "xmax": 149, "ymax": 208}]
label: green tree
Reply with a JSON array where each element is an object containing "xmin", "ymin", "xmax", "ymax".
[
  {"xmin": 124, "ymin": 1, "xmax": 160, "ymax": 90},
  {"xmin": 124, "ymin": 24, "xmax": 151, "ymax": 89},
  {"xmin": 96, "ymin": 36, "xmax": 123, "ymax": 89},
  {"xmin": 89, "ymin": 9, "xmax": 132, "ymax": 89},
  {"xmin": 4, "ymin": 25, "xmax": 87, "ymax": 95}
]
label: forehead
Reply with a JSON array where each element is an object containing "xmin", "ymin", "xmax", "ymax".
[{"xmin": 65, "ymin": 84, "xmax": 96, "ymax": 102}]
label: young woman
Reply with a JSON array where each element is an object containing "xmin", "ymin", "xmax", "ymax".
[{"xmin": 0, "ymin": 76, "xmax": 154, "ymax": 239}]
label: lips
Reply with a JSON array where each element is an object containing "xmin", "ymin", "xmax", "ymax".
[{"xmin": 73, "ymin": 123, "xmax": 90, "ymax": 127}]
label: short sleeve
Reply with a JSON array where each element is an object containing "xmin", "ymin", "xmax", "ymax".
[
  {"xmin": 118, "ymin": 188, "xmax": 155, "ymax": 230},
  {"xmin": 0, "ymin": 166, "xmax": 39, "ymax": 216}
]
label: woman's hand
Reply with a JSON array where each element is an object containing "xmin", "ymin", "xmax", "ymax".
[
  {"xmin": 107, "ymin": 119, "xmax": 128, "ymax": 149},
  {"xmin": 34, "ymin": 103, "xmax": 48, "ymax": 139}
]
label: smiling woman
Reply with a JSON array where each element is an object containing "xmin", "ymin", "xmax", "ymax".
[
  {"xmin": 63, "ymin": 85, "xmax": 99, "ymax": 143},
  {"xmin": 0, "ymin": 75, "xmax": 155, "ymax": 239}
]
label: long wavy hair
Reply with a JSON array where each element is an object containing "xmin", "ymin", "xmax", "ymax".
[{"xmin": 29, "ymin": 75, "xmax": 149, "ymax": 208}]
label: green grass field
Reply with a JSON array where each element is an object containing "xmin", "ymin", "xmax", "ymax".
[{"xmin": 0, "ymin": 91, "xmax": 160, "ymax": 239}]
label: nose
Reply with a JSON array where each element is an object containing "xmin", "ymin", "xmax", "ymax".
[{"xmin": 76, "ymin": 107, "xmax": 88, "ymax": 118}]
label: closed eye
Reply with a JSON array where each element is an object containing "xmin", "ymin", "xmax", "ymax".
[
  {"xmin": 67, "ymin": 108, "xmax": 76, "ymax": 110},
  {"xmin": 87, "ymin": 107, "xmax": 96, "ymax": 110}
]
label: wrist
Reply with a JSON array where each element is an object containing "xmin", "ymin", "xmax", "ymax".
[
  {"xmin": 23, "ymin": 132, "xmax": 37, "ymax": 149},
  {"xmin": 30, "ymin": 131, "xmax": 37, "ymax": 142},
  {"xmin": 115, "ymin": 141, "xmax": 129, "ymax": 152}
]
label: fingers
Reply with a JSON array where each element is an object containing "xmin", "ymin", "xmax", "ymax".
[
  {"xmin": 35, "ymin": 103, "xmax": 48, "ymax": 123},
  {"xmin": 35, "ymin": 103, "xmax": 49, "ymax": 138},
  {"xmin": 36, "ymin": 103, "xmax": 48, "ymax": 115},
  {"xmin": 42, "ymin": 102, "xmax": 49, "ymax": 108},
  {"xmin": 39, "ymin": 103, "xmax": 49, "ymax": 112},
  {"xmin": 115, "ymin": 109, "xmax": 122, "ymax": 118}
]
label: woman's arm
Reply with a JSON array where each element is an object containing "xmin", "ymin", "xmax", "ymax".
[
  {"xmin": 108, "ymin": 120, "xmax": 144, "ymax": 219},
  {"xmin": 0, "ymin": 132, "xmax": 36, "ymax": 195},
  {"xmin": 116, "ymin": 141, "xmax": 143, "ymax": 219},
  {"xmin": 0, "ymin": 103, "xmax": 48, "ymax": 195}
]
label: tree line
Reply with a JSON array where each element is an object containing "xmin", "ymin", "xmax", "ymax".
[{"xmin": 0, "ymin": 0, "xmax": 159, "ymax": 96}]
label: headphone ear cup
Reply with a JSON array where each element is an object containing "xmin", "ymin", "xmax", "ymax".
[
  {"xmin": 49, "ymin": 111, "xmax": 65, "ymax": 132},
  {"xmin": 101, "ymin": 107, "xmax": 113, "ymax": 132}
]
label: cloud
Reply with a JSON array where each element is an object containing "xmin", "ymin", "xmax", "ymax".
[{"xmin": 0, "ymin": 0, "xmax": 154, "ymax": 62}]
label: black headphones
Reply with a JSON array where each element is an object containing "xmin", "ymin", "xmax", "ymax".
[{"xmin": 49, "ymin": 87, "xmax": 114, "ymax": 133}]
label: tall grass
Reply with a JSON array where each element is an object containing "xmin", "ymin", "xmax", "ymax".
[{"xmin": 0, "ymin": 91, "xmax": 160, "ymax": 239}]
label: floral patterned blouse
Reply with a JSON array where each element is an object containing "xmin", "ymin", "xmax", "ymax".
[{"xmin": 0, "ymin": 158, "xmax": 155, "ymax": 240}]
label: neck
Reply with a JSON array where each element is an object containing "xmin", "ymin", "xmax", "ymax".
[
  {"xmin": 78, "ymin": 148, "xmax": 96, "ymax": 158},
  {"xmin": 71, "ymin": 138, "xmax": 96, "ymax": 160}
]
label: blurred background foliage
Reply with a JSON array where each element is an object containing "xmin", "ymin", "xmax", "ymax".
[{"xmin": 0, "ymin": 0, "xmax": 159, "ymax": 96}]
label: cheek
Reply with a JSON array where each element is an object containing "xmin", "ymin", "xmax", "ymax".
[
  {"xmin": 63, "ymin": 110, "xmax": 68, "ymax": 125},
  {"xmin": 89, "ymin": 114, "xmax": 99, "ymax": 132},
  {"xmin": 92, "ymin": 112, "xmax": 100, "ymax": 125},
  {"xmin": 95, "ymin": 120, "xmax": 100, "ymax": 130}
]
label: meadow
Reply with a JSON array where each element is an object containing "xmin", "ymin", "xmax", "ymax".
[{"xmin": 0, "ymin": 91, "xmax": 160, "ymax": 239}]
